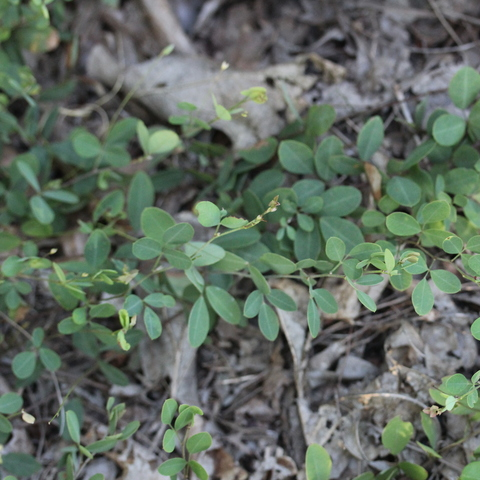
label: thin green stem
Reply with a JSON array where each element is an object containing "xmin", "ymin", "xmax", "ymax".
[
  {"xmin": 0, "ymin": 311, "xmax": 34, "ymax": 342},
  {"xmin": 49, "ymin": 364, "xmax": 98, "ymax": 425}
]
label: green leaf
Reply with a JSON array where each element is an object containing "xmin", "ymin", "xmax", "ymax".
[
  {"xmin": 430, "ymin": 269, "xmax": 461, "ymax": 294},
  {"xmin": 465, "ymin": 198, "xmax": 480, "ymax": 228},
  {"xmin": 412, "ymin": 278, "xmax": 434, "ymax": 316},
  {"xmin": 107, "ymin": 117, "xmax": 138, "ymax": 145},
  {"xmin": 185, "ymin": 266, "xmax": 205, "ymax": 293},
  {"xmin": 17, "ymin": 160, "xmax": 40, "ymax": 192},
  {"xmin": 468, "ymin": 100, "xmax": 480, "ymax": 141},
  {"xmin": 188, "ymin": 296, "xmax": 210, "ymax": 347},
  {"xmin": 248, "ymin": 264, "xmax": 271, "ymax": 294},
  {"xmin": 315, "ymin": 135, "xmax": 342, "ymax": 181},
  {"xmin": 471, "ymin": 317, "xmax": 480, "ymax": 340},
  {"xmin": 267, "ymin": 289, "xmax": 297, "ymax": 311},
  {"xmin": 418, "ymin": 200, "xmax": 450, "ymax": 224},
  {"xmin": 186, "ymin": 432, "xmax": 212, "ymax": 454},
  {"xmin": 442, "ymin": 235, "xmax": 464, "ymax": 254},
  {"xmin": 2, "ymin": 453, "xmax": 41, "ymax": 477},
  {"xmin": 328, "ymin": 154, "xmax": 363, "ymax": 176},
  {"xmin": 302, "ymin": 196, "xmax": 324, "ymax": 214},
  {"xmin": 386, "ymin": 177, "xmax": 421, "ymax": 207},
  {"xmin": 157, "ymin": 458, "xmax": 187, "ymax": 476},
  {"xmin": 319, "ymin": 216, "xmax": 364, "ymax": 253},
  {"xmin": 239, "ymin": 137, "xmax": 278, "ymax": 165},
  {"xmin": 0, "ymin": 232, "xmax": 22, "ymax": 253},
  {"xmin": 194, "ymin": 201, "xmax": 221, "ymax": 227},
  {"xmin": 460, "ymin": 461, "xmax": 480, "ymax": 480},
  {"xmin": 0, "ymin": 393, "xmax": 23, "ymax": 415},
  {"xmin": 449, "ymin": 66, "xmax": 480, "ymax": 108},
  {"xmin": 220, "ymin": 216, "xmax": 248, "ymax": 228},
  {"xmin": 185, "ymin": 241, "xmax": 226, "ymax": 267},
  {"xmin": 356, "ymin": 274, "xmax": 384, "ymax": 286},
  {"xmin": 127, "ymin": 171, "xmax": 155, "ymax": 231},
  {"xmin": 445, "ymin": 373, "xmax": 471, "ymax": 396},
  {"xmin": 325, "ymin": 236, "xmax": 346, "ymax": 262},
  {"xmin": 402, "ymin": 139, "xmax": 436, "ymax": 170},
  {"xmin": 384, "ymin": 249, "xmax": 396, "ymax": 273},
  {"xmin": 144, "ymin": 306, "xmax": 162, "ymax": 340},
  {"xmin": 357, "ymin": 116, "xmax": 384, "ymax": 161},
  {"xmin": 66, "ymin": 410, "xmax": 81, "ymax": 444},
  {"xmin": 259, "ymin": 252, "xmax": 297, "ymax": 274},
  {"xmin": 212, "ymin": 251, "xmax": 248, "ymax": 272},
  {"xmin": 294, "ymin": 226, "xmax": 321, "ymax": 261},
  {"xmin": 362, "ymin": 210, "xmax": 385, "ymax": 227},
  {"xmin": 98, "ymin": 360, "xmax": 129, "ymax": 386},
  {"xmin": 356, "ymin": 290, "xmax": 377, "ymax": 312},
  {"xmin": 244, "ymin": 290, "xmax": 264, "ymax": 318},
  {"xmin": 312, "ymin": 289, "xmax": 338, "ymax": 314},
  {"xmin": 43, "ymin": 189, "xmax": 79, "ymax": 204},
  {"xmin": 306, "ymin": 104, "xmax": 336, "ymax": 136},
  {"xmin": 101, "ymin": 144, "xmax": 130, "ymax": 167},
  {"xmin": 215, "ymin": 103, "xmax": 232, "ymax": 121},
  {"xmin": 85, "ymin": 229, "xmax": 111, "ymax": 267},
  {"xmin": 206, "ymin": 286, "xmax": 241, "ymax": 325},
  {"xmin": 258, "ymin": 303, "xmax": 279, "ymax": 341},
  {"xmin": 188, "ymin": 460, "xmax": 209, "ymax": 480},
  {"xmin": 305, "ymin": 444, "xmax": 332, "ymax": 480},
  {"xmin": 278, "ymin": 140, "xmax": 314, "ymax": 174},
  {"xmin": 349, "ymin": 242, "xmax": 382, "ymax": 260},
  {"xmin": 386, "ymin": 212, "xmax": 421, "ymax": 236},
  {"xmin": 161, "ymin": 398, "xmax": 178, "ymax": 425},
  {"xmin": 30, "ymin": 195, "xmax": 55, "ymax": 224},
  {"xmin": 420, "ymin": 412, "xmax": 440, "ymax": 449},
  {"xmin": 88, "ymin": 474, "xmax": 106, "ymax": 480},
  {"xmin": 398, "ymin": 462, "xmax": 428, "ymax": 480},
  {"xmin": 12, "ymin": 351, "xmax": 36, "ymax": 379},
  {"xmin": 321, "ymin": 186, "xmax": 362, "ymax": 216},
  {"xmin": 132, "ymin": 237, "xmax": 163, "ymax": 260},
  {"xmin": 86, "ymin": 438, "xmax": 118, "ymax": 454},
  {"xmin": 164, "ymin": 248, "xmax": 192, "ymax": 270},
  {"xmin": 416, "ymin": 441, "xmax": 441, "ymax": 459},
  {"xmin": 433, "ymin": 114, "xmax": 466, "ymax": 146},
  {"xmin": 141, "ymin": 207, "xmax": 175, "ymax": 239},
  {"xmin": 163, "ymin": 223, "xmax": 194, "ymax": 245},
  {"xmin": 297, "ymin": 213, "xmax": 315, "ymax": 231},
  {"xmin": 445, "ymin": 168, "xmax": 479, "ymax": 195},
  {"xmin": 307, "ymin": 298, "xmax": 321, "ymax": 338},
  {"xmin": 120, "ymin": 420, "xmax": 140, "ymax": 440},
  {"xmin": 0, "ymin": 414, "xmax": 12, "ymax": 433},
  {"xmin": 469, "ymin": 255, "xmax": 480, "ymax": 275},
  {"xmin": 381, "ymin": 416, "xmax": 413, "ymax": 455},
  {"xmin": 148, "ymin": 129, "xmax": 180, "ymax": 154},
  {"xmin": 72, "ymin": 130, "xmax": 103, "ymax": 158},
  {"xmin": 140, "ymin": 207, "xmax": 175, "ymax": 241},
  {"xmin": 467, "ymin": 389, "xmax": 479, "ymax": 408},
  {"xmin": 1, "ymin": 256, "xmax": 23, "ymax": 277},
  {"xmin": 352, "ymin": 474, "xmax": 375, "ymax": 480},
  {"xmin": 390, "ymin": 270, "xmax": 412, "ymax": 291},
  {"xmin": 213, "ymin": 227, "xmax": 261, "ymax": 249},
  {"xmin": 39, "ymin": 347, "xmax": 61, "ymax": 371},
  {"xmin": 163, "ymin": 428, "xmax": 176, "ymax": 453},
  {"xmin": 174, "ymin": 406, "xmax": 197, "ymax": 430},
  {"xmin": 123, "ymin": 295, "xmax": 144, "ymax": 316},
  {"xmin": 92, "ymin": 190, "xmax": 124, "ymax": 221}
]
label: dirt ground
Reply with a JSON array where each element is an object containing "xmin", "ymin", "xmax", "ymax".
[{"xmin": 5, "ymin": 0, "xmax": 480, "ymax": 479}]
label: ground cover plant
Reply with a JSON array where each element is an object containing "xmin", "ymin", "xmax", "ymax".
[{"xmin": 2, "ymin": 1, "xmax": 480, "ymax": 479}]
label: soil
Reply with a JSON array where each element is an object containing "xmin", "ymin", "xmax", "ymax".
[{"xmin": 3, "ymin": 1, "xmax": 480, "ymax": 479}]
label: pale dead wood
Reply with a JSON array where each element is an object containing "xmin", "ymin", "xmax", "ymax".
[{"xmin": 139, "ymin": 0, "xmax": 196, "ymax": 55}]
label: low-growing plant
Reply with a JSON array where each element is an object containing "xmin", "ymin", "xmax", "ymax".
[
  {"xmin": 2, "ymin": 2, "xmax": 480, "ymax": 476},
  {"xmin": 157, "ymin": 399, "xmax": 212, "ymax": 479}
]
